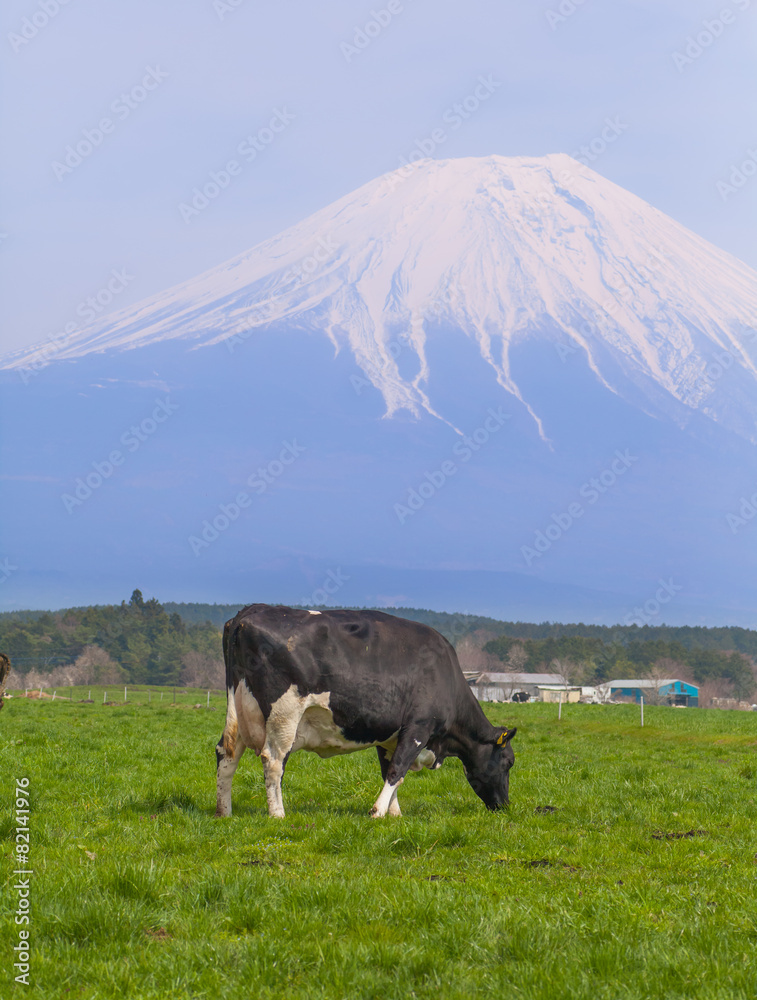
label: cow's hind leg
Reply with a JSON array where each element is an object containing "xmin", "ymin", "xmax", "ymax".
[
  {"xmin": 376, "ymin": 746, "xmax": 402, "ymax": 817},
  {"xmin": 215, "ymin": 727, "xmax": 246, "ymax": 818},
  {"xmin": 261, "ymin": 750, "xmax": 293, "ymax": 818}
]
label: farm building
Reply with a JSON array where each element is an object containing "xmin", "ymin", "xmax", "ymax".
[
  {"xmin": 538, "ymin": 685, "xmax": 581, "ymax": 704},
  {"xmin": 465, "ymin": 672, "xmax": 565, "ymax": 702},
  {"xmin": 602, "ymin": 679, "xmax": 699, "ymax": 707}
]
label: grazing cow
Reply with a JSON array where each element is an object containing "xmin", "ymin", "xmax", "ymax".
[
  {"xmin": 215, "ymin": 605, "xmax": 516, "ymax": 818},
  {"xmin": 0, "ymin": 653, "xmax": 10, "ymax": 710}
]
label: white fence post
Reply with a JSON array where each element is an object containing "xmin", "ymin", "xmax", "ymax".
[{"xmin": 640, "ymin": 694, "xmax": 644, "ymax": 727}]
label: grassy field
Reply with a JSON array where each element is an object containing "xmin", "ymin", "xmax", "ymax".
[{"xmin": 2, "ymin": 692, "xmax": 757, "ymax": 1000}]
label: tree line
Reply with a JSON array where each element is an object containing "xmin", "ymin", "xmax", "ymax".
[
  {"xmin": 0, "ymin": 590, "xmax": 220, "ymax": 686},
  {"xmin": 1, "ymin": 596, "xmax": 754, "ymax": 697},
  {"xmin": 158, "ymin": 603, "xmax": 757, "ymax": 657}
]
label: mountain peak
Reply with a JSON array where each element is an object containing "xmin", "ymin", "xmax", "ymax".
[{"xmin": 6, "ymin": 154, "xmax": 757, "ymax": 440}]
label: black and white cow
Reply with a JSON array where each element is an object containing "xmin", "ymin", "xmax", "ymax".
[
  {"xmin": 215, "ymin": 605, "xmax": 516, "ymax": 818},
  {"xmin": 0, "ymin": 653, "xmax": 9, "ymax": 711}
]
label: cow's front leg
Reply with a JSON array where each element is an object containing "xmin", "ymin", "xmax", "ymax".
[
  {"xmin": 376, "ymin": 746, "xmax": 402, "ymax": 816},
  {"xmin": 371, "ymin": 730, "xmax": 429, "ymax": 818}
]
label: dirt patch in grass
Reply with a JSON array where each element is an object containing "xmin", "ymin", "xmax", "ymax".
[
  {"xmin": 652, "ymin": 829, "xmax": 708, "ymax": 840},
  {"xmin": 240, "ymin": 859, "xmax": 291, "ymax": 868},
  {"xmin": 144, "ymin": 927, "xmax": 171, "ymax": 941},
  {"xmin": 525, "ymin": 859, "xmax": 579, "ymax": 872}
]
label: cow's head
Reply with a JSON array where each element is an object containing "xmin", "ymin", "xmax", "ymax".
[{"xmin": 465, "ymin": 726, "xmax": 516, "ymax": 811}]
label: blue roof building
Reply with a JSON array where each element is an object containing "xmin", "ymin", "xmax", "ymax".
[{"xmin": 607, "ymin": 679, "xmax": 698, "ymax": 707}]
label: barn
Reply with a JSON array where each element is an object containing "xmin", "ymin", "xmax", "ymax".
[
  {"xmin": 604, "ymin": 678, "xmax": 699, "ymax": 707},
  {"xmin": 466, "ymin": 672, "xmax": 565, "ymax": 703}
]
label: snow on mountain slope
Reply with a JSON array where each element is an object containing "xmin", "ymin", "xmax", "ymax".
[{"xmin": 5, "ymin": 154, "xmax": 757, "ymax": 439}]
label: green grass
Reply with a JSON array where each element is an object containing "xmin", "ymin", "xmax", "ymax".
[{"xmin": 2, "ymin": 694, "xmax": 757, "ymax": 999}]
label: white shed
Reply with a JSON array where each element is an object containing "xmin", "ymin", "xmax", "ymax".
[{"xmin": 467, "ymin": 672, "xmax": 565, "ymax": 703}]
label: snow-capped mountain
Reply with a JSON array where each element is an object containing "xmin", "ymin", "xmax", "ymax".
[
  {"xmin": 2, "ymin": 155, "xmax": 756, "ymax": 623},
  {"xmin": 5, "ymin": 154, "xmax": 757, "ymax": 441}
]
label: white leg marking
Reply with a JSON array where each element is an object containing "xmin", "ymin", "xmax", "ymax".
[
  {"xmin": 371, "ymin": 777, "xmax": 403, "ymax": 818},
  {"xmin": 216, "ymin": 736, "xmax": 245, "ymax": 817}
]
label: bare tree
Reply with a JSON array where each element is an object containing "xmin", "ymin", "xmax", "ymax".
[
  {"xmin": 455, "ymin": 630, "xmax": 503, "ymax": 673},
  {"xmin": 506, "ymin": 643, "xmax": 528, "ymax": 671},
  {"xmin": 180, "ymin": 650, "xmax": 225, "ymax": 689},
  {"xmin": 697, "ymin": 678, "xmax": 735, "ymax": 709},
  {"xmin": 643, "ymin": 659, "xmax": 685, "ymax": 705},
  {"xmin": 73, "ymin": 645, "xmax": 124, "ymax": 684},
  {"xmin": 8, "ymin": 646, "xmax": 125, "ymax": 691},
  {"xmin": 552, "ymin": 657, "xmax": 586, "ymax": 691},
  {"xmin": 498, "ymin": 671, "xmax": 522, "ymax": 702}
]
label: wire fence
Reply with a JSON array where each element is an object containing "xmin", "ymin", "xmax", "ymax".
[{"xmin": 6, "ymin": 684, "xmax": 226, "ymax": 708}]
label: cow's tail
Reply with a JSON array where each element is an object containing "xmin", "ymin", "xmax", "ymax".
[{"xmin": 220, "ymin": 620, "xmax": 240, "ymax": 758}]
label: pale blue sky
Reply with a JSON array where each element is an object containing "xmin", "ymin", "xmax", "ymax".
[{"xmin": 2, "ymin": 0, "xmax": 756, "ymax": 354}]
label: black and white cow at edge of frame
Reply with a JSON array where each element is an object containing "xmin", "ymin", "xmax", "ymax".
[{"xmin": 215, "ymin": 605, "xmax": 516, "ymax": 818}]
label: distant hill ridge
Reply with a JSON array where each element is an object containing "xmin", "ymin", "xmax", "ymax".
[
  {"xmin": 3, "ymin": 601, "xmax": 752, "ymax": 655},
  {"xmin": 167, "ymin": 603, "xmax": 757, "ymax": 655}
]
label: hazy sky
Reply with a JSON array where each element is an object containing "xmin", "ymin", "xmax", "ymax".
[{"xmin": 2, "ymin": 0, "xmax": 756, "ymax": 355}]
